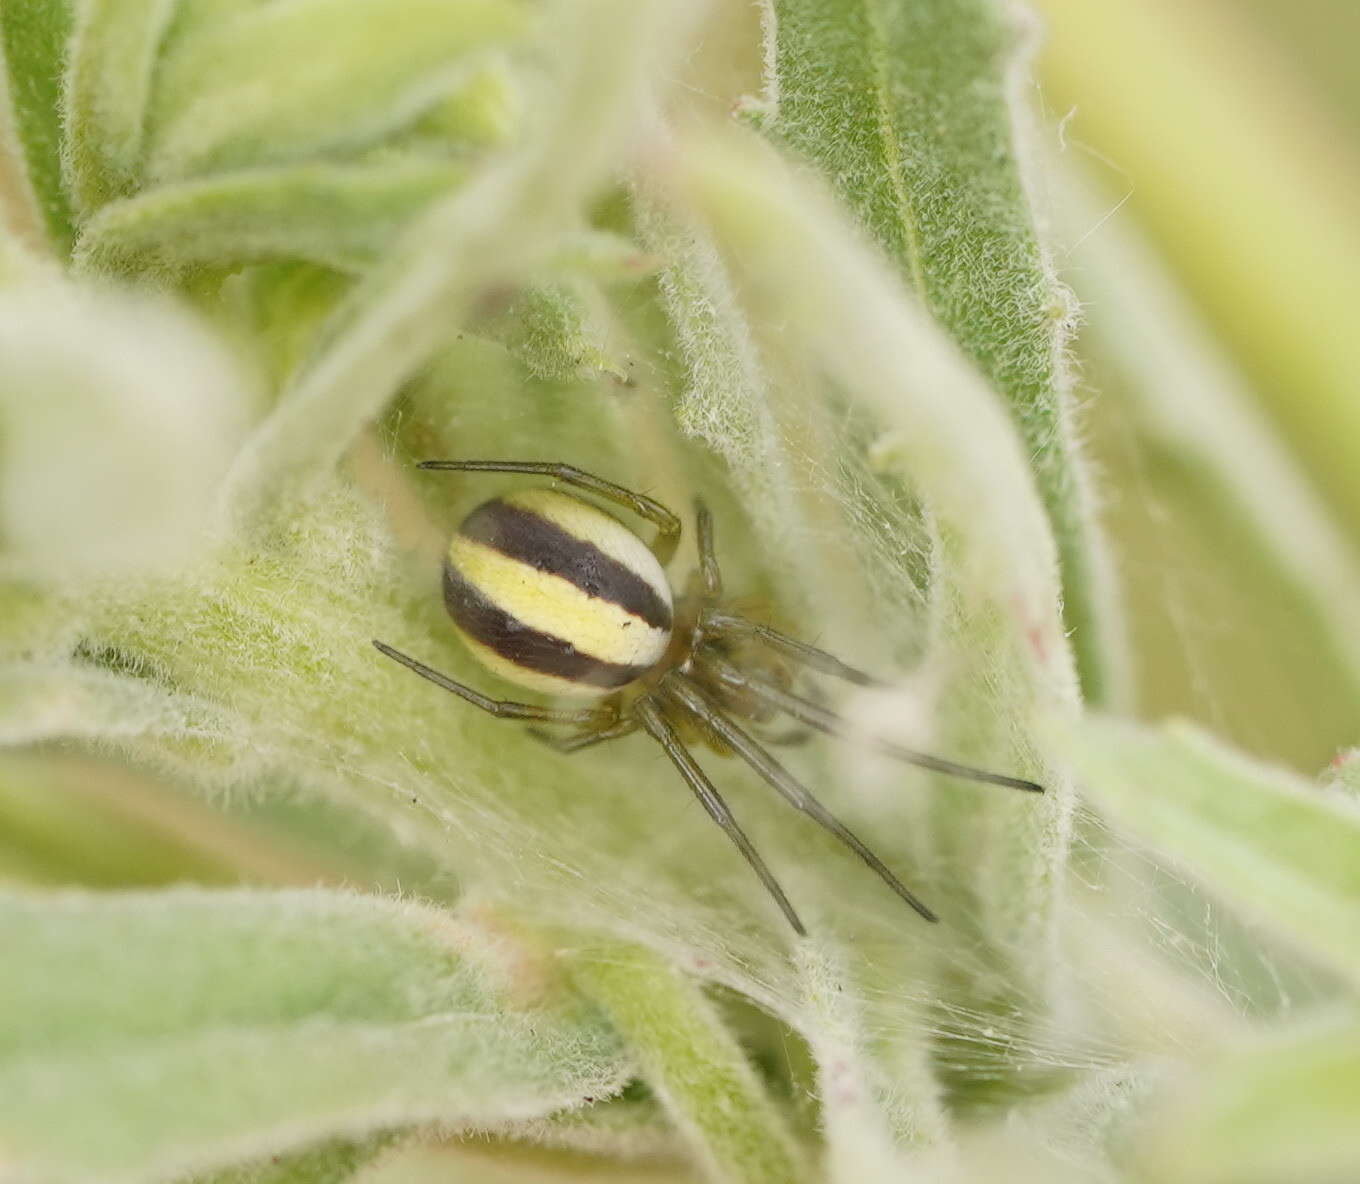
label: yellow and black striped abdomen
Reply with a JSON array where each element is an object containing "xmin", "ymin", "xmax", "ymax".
[{"xmin": 443, "ymin": 488, "xmax": 674, "ymax": 697}]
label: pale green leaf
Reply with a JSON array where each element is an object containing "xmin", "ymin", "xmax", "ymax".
[
  {"xmin": 759, "ymin": 0, "xmax": 1125, "ymax": 706},
  {"xmin": 0, "ymin": 665, "xmax": 240, "ymax": 773},
  {"xmin": 0, "ymin": 217, "xmax": 50, "ymax": 281},
  {"xmin": 0, "ymin": 888, "xmax": 628, "ymax": 1183},
  {"xmin": 190, "ymin": 1132, "xmax": 401, "ymax": 1184},
  {"xmin": 352, "ymin": 1138, "xmax": 702, "ymax": 1184},
  {"xmin": 487, "ymin": 282, "xmax": 624, "ymax": 382},
  {"xmin": 570, "ymin": 944, "xmax": 805, "ymax": 1184},
  {"xmin": 1138, "ymin": 1020, "xmax": 1360, "ymax": 1184},
  {"xmin": 1034, "ymin": 0, "xmax": 1360, "ymax": 537},
  {"xmin": 794, "ymin": 942, "xmax": 943, "ymax": 1182},
  {"xmin": 502, "ymin": 1090, "xmax": 678, "ymax": 1162},
  {"xmin": 0, "ymin": 753, "xmax": 243, "ymax": 889},
  {"xmin": 668, "ymin": 125, "xmax": 1075, "ymax": 985},
  {"xmin": 1064, "ymin": 716, "xmax": 1360, "ymax": 986},
  {"xmin": 0, "ymin": 748, "xmax": 442, "ymax": 895},
  {"xmin": 670, "ymin": 126, "xmax": 1069, "ymax": 691},
  {"xmin": 75, "ymin": 158, "xmax": 468, "ymax": 276},
  {"xmin": 545, "ymin": 230, "xmax": 661, "ymax": 284},
  {"xmin": 402, "ymin": 60, "xmax": 521, "ymax": 150},
  {"xmin": 63, "ymin": 0, "xmax": 177, "ymax": 211},
  {"xmin": 144, "ymin": 0, "xmax": 524, "ymax": 181},
  {"xmin": 0, "ymin": 0, "xmax": 76, "ymax": 252},
  {"xmin": 221, "ymin": 0, "xmax": 702, "ymax": 526},
  {"xmin": 1058, "ymin": 166, "xmax": 1360, "ymax": 755}
]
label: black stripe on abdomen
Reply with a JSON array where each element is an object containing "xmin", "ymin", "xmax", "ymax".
[
  {"xmin": 442, "ymin": 564, "xmax": 651, "ymax": 689},
  {"xmin": 458, "ymin": 499, "xmax": 671, "ymax": 630}
]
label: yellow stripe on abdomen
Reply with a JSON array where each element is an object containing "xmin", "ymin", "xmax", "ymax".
[{"xmin": 448, "ymin": 536, "xmax": 671, "ymax": 671}]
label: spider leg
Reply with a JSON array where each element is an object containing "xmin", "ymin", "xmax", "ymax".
[
  {"xmin": 633, "ymin": 696, "xmax": 806, "ymax": 936},
  {"xmin": 694, "ymin": 497, "xmax": 722, "ymax": 598},
  {"xmin": 664, "ymin": 677, "xmax": 937, "ymax": 922},
  {"xmin": 372, "ymin": 641, "xmax": 612, "ymax": 725},
  {"xmin": 528, "ymin": 717, "xmax": 639, "ymax": 753},
  {"xmin": 416, "ymin": 459, "xmax": 681, "ymax": 564},
  {"xmin": 702, "ymin": 612, "xmax": 884, "ymax": 687},
  {"xmin": 697, "ymin": 653, "xmax": 1045, "ymax": 794},
  {"xmin": 752, "ymin": 723, "xmax": 815, "ymax": 748}
]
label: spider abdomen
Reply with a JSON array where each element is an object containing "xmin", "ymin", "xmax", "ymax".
[{"xmin": 443, "ymin": 488, "xmax": 674, "ymax": 697}]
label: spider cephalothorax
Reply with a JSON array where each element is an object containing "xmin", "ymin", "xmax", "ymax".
[{"xmin": 374, "ymin": 459, "xmax": 1041, "ymax": 934}]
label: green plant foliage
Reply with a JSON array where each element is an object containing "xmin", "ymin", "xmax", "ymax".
[
  {"xmin": 1034, "ymin": 0, "xmax": 1360, "ymax": 537},
  {"xmin": 0, "ymin": 0, "xmax": 1357, "ymax": 1181},
  {"xmin": 192, "ymin": 1134, "xmax": 399, "ymax": 1184},
  {"xmin": 0, "ymin": 0, "xmax": 76, "ymax": 252},
  {"xmin": 0, "ymin": 888, "xmax": 628, "ymax": 1183},
  {"xmin": 1058, "ymin": 170, "xmax": 1360, "ymax": 766},
  {"xmin": 0, "ymin": 753, "xmax": 242, "ymax": 888},
  {"xmin": 486, "ymin": 282, "xmax": 623, "ymax": 382},
  {"xmin": 141, "ymin": 0, "xmax": 524, "ymax": 181},
  {"xmin": 76, "ymin": 159, "xmax": 471, "ymax": 276},
  {"xmin": 759, "ymin": 0, "xmax": 1125, "ymax": 706},
  {"xmin": 63, "ymin": 0, "xmax": 180, "ymax": 211},
  {"xmin": 1065, "ymin": 716, "xmax": 1360, "ymax": 986},
  {"xmin": 1136, "ymin": 1019, "xmax": 1360, "ymax": 1184},
  {"xmin": 570, "ymin": 945, "xmax": 804, "ymax": 1184}
]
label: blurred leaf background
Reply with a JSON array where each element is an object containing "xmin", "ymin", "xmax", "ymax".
[
  {"xmin": 1031, "ymin": 0, "xmax": 1360, "ymax": 766},
  {"xmin": 0, "ymin": 0, "xmax": 1358, "ymax": 1182}
]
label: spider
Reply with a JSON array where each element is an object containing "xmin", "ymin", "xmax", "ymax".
[{"xmin": 373, "ymin": 460, "xmax": 1042, "ymax": 934}]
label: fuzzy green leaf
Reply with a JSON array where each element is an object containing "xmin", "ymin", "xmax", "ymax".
[
  {"xmin": 570, "ymin": 944, "xmax": 804, "ymax": 1184},
  {"xmin": 0, "ymin": 888, "xmax": 628, "ymax": 1183},
  {"xmin": 487, "ymin": 282, "xmax": 623, "ymax": 382},
  {"xmin": 759, "ymin": 0, "xmax": 1125, "ymax": 706},
  {"xmin": 0, "ymin": 0, "xmax": 77, "ymax": 252},
  {"xmin": 1058, "ymin": 167, "xmax": 1360, "ymax": 762},
  {"xmin": 669, "ymin": 126, "xmax": 1075, "ymax": 970},
  {"xmin": 190, "ymin": 1133, "xmax": 401, "ymax": 1184},
  {"xmin": 351, "ymin": 1138, "xmax": 700, "ymax": 1183},
  {"xmin": 1034, "ymin": 0, "xmax": 1360, "ymax": 539},
  {"xmin": 619, "ymin": 119, "xmax": 1079, "ymax": 1136},
  {"xmin": 1065, "ymin": 716, "xmax": 1360, "ymax": 986},
  {"xmin": 144, "ymin": 0, "xmax": 524, "ymax": 181},
  {"xmin": 401, "ymin": 62, "xmax": 521, "ymax": 150},
  {"xmin": 0, "ymin": 665, "xmax": 243, "ymax": 788},
  {"xmin": 75, "ymin": 158, "xmax": 468, "ymax": 276},
  {"xmin": 668, "ymin": 126, "xmax": 1072, "ymax": 697},
  {"xmin": 794, "ymin": 942, "xmax": 943, "ymax": 1181},
  {"xmin": 1138, "ymin": 1020, "xmax": 1360, "ymax": 1184},
  {"xmin": 546, "ymin": 230, "xmax": 661, "ymax": 283},
  {"xmin": 0, "ymin": 753, "xmax": 242, "ymax": 889},
  {"xmin": 221, "ymin": 0, "xmax": 701, "ymax": 524},
  {"xmin": 63, "ymin": 0, "xmax": 177, "ymax": 211}
]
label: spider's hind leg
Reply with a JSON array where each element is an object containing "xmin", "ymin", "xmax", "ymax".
[
  {"xmin": 528, "ymin": 717, "xmax": 639, "ymax": 754},
  {"xmin": 664, "ymin": 675, "xmax": 938, "ymax": 923},
  {"xmin": 634, "ymin": 695, "xmax": 807, "ymax": 935}
]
